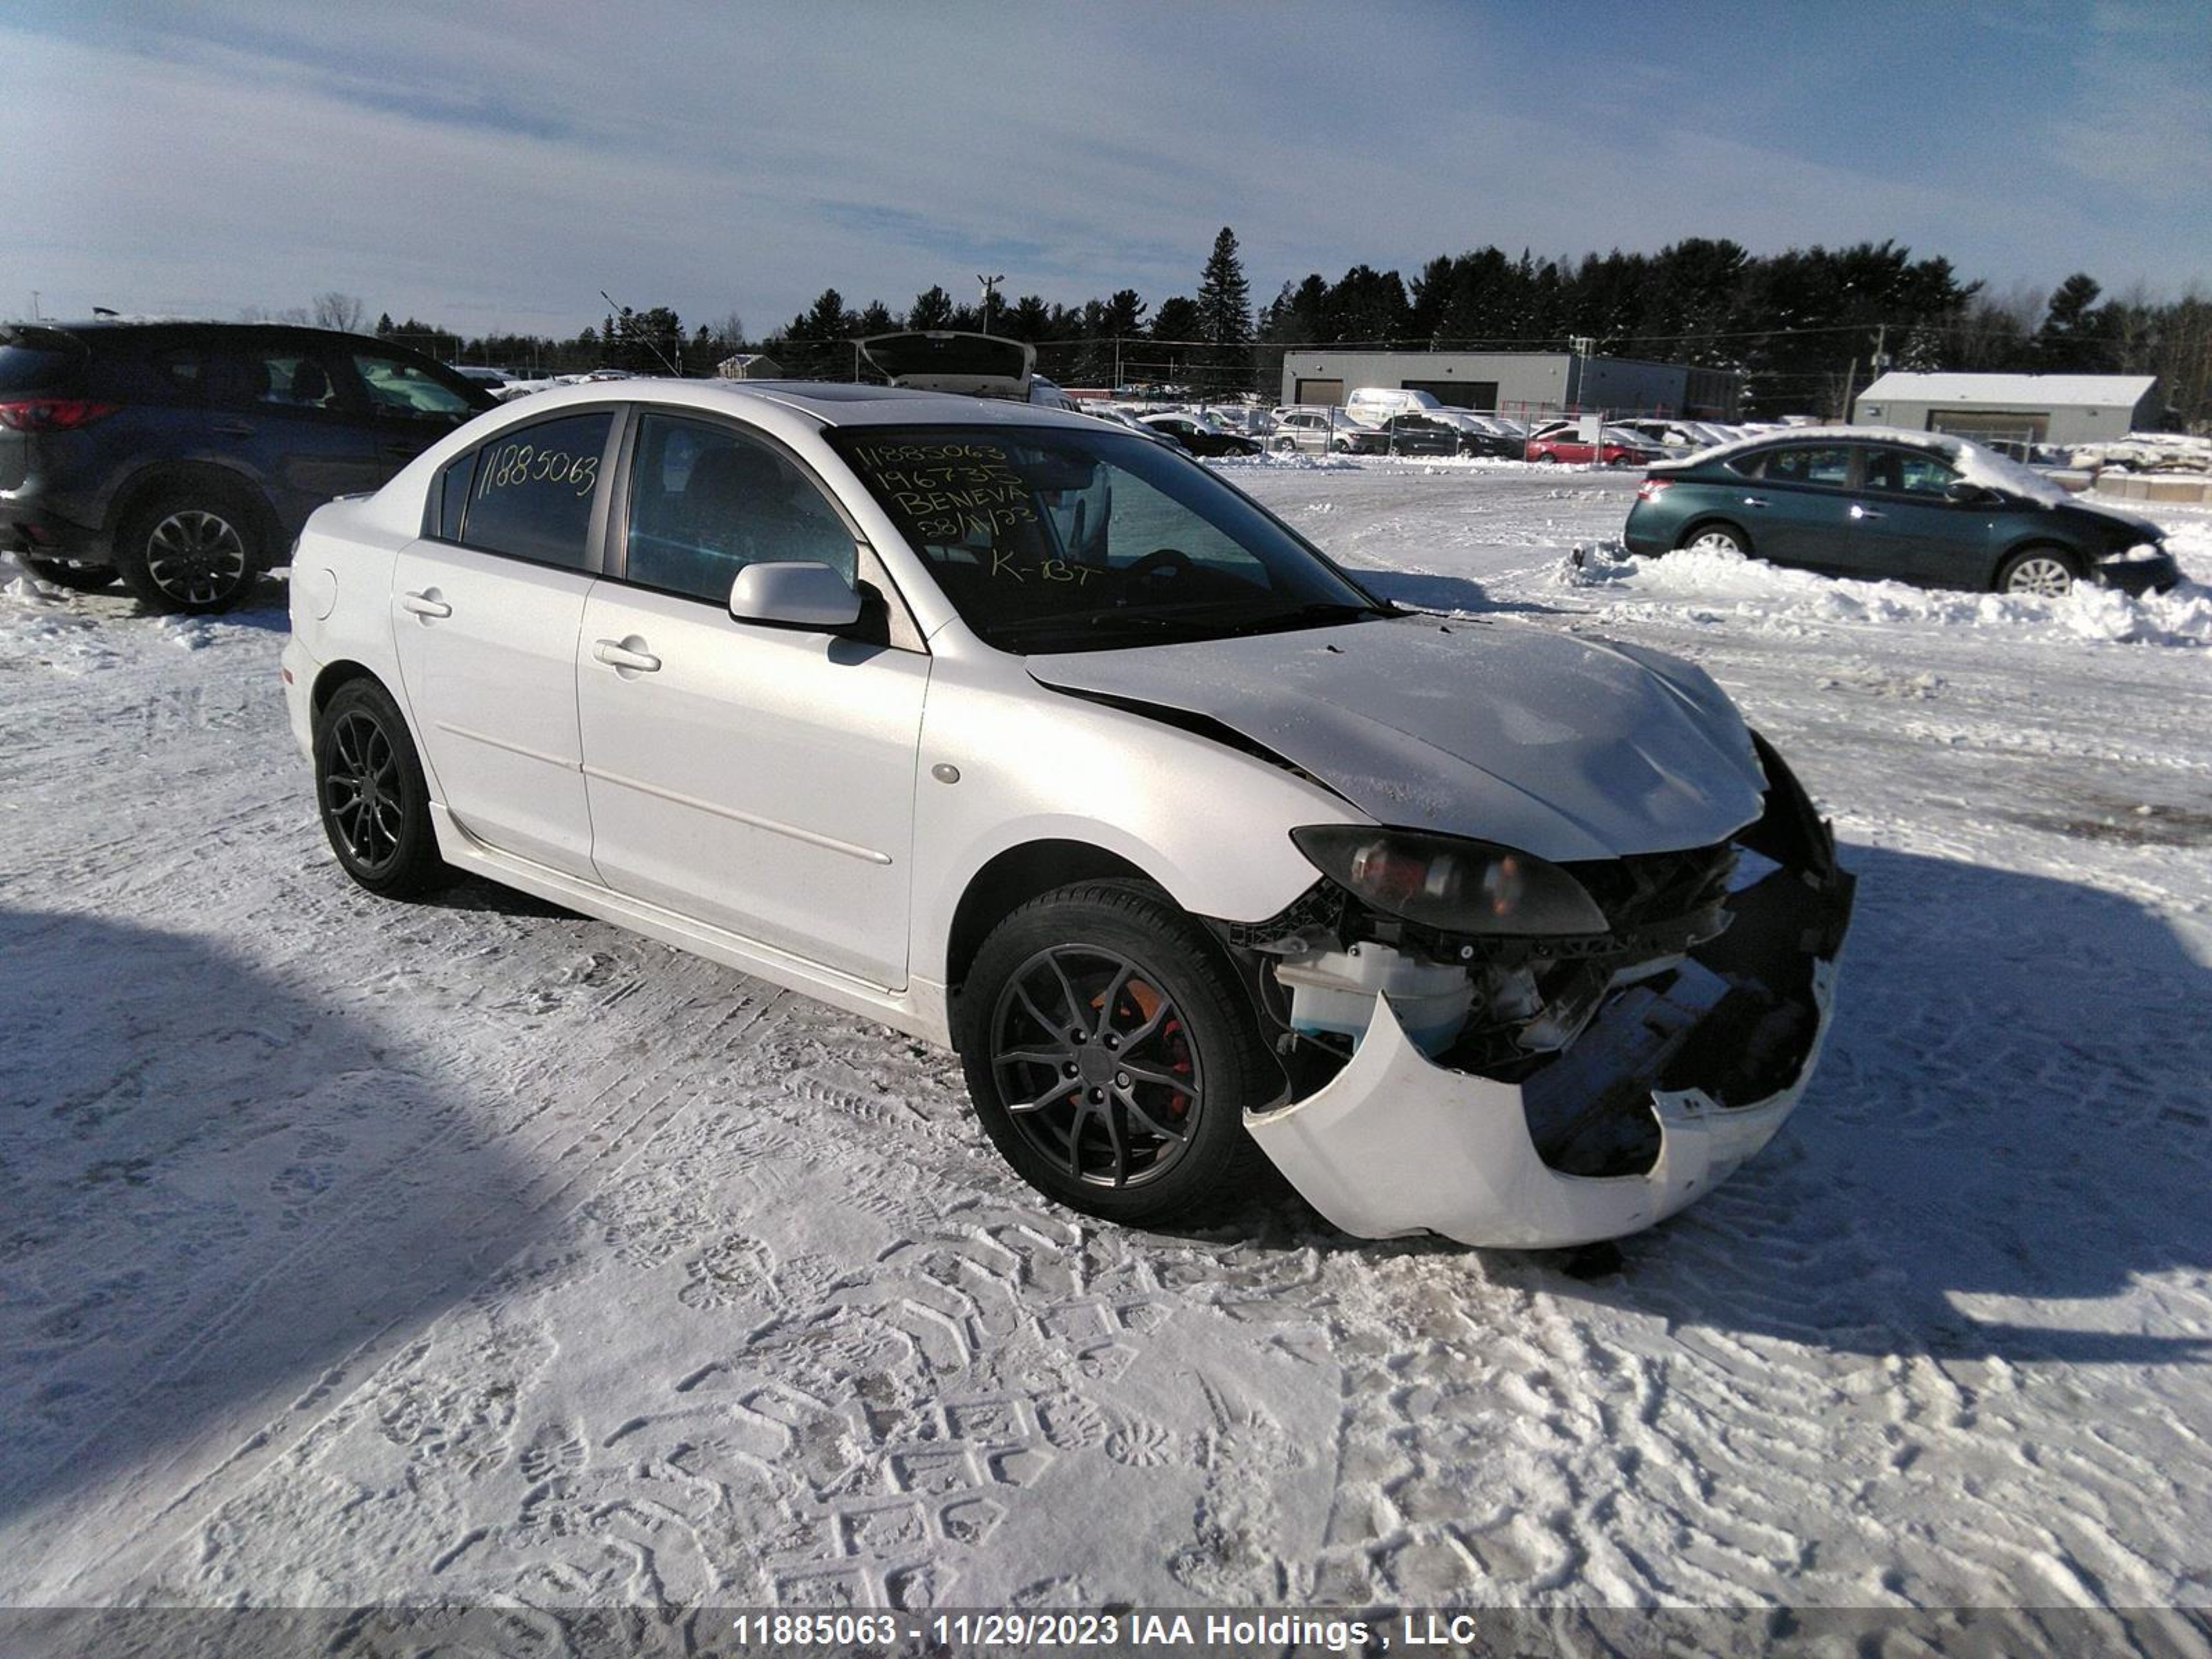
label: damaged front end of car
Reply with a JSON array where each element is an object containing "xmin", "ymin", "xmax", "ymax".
[{"xmin": 1225, "ymin": 732, "xmax": 1855, "ymax": 1248}]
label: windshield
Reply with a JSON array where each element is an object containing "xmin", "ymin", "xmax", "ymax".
[{"xmin": 830, "ymin": 424, "xmax": 1383, "ymax": 653}]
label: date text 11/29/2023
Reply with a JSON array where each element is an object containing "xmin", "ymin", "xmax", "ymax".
[{"xmin": 729, "ymin": 1610, "xmax": 1517, "ymax": 1651}]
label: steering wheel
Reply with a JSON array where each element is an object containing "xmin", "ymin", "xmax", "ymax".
[{"xmin": 1126, "ymin": 547, "xmax": 1193, "ymax": 585}]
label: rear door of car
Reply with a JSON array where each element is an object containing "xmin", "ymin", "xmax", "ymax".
[
  {"xmin": 575, "ymin": 408, "xmax": 929, "ymax": 988},
  {"xmin": 1738, "ymin": 442, "xmax": 1859, "ymax": 571},
  {"xmin": 389, "ymin": 406, "xmax": 619, "ymax": 880},
  {"xmin": 1848, "ymin": 443, "xmax": 1989, "ymax": 583},
  {"xmin": 196, "ymin": 332, "xmax": 384, "ymax": 536}
]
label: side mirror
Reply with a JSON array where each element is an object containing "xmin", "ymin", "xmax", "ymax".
[
  {"xmin": 728, "ymin": 560, "xmax": 862, "ymax": 630},
  {"xmin": 1943, "ymin": 480, "xmax": 1998, "ymax": 506}
]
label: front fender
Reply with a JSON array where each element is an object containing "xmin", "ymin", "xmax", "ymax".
[{"xmin": 910, "ymin": 668, "xmax": 1363, "ymax": 984}]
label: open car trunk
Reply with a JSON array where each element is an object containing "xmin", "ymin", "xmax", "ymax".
[{"xmin": 859, "ymin": 331, "xmax": 1035, "ymax": 401}]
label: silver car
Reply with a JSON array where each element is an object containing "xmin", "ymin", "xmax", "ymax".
[{"xmin": 283, "ymin": 378, "xmax": 1853, "ymax": 1248}]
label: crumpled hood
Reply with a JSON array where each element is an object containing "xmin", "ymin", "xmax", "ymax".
[{"xmin": 1027, "ymin": 614, "xmax": 1768, "ymax": 862}]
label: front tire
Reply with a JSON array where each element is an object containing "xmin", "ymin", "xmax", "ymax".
[
  {"xmin": 1996, "ymin": 546, "xmax": 2078, "ymax": 597},
  {"xmin": 113, "ymin": 485, "xmax": 263, "ymax": 614},
  {"xmin": 21, "ymin": 556, "xmax": 119, "ymax": 592},
  {"xmin": 313, "ymin": 679, "xmax": 448, "ymax": 898},
  {"xmin": 957, "ymin": 881, "xmax": 1275, "ymax": 1226}
]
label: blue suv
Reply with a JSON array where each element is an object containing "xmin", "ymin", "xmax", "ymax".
[{"xmin": 0, "ymin": 320, "xmax": 497, "ymax": 612}]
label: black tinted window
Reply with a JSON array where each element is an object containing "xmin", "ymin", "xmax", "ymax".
[
  {"xmin": 436, "ymin": 451, "xmax": 473, "ymax": 541},
  {"xmin": 460, "ymin": 412, "xmax": 612, "ymax": 570},
  {"xmin": 624, "ymin": 414, "xmax": 855, "ymax": 603},
  {"xmin": 201, "ymin": 348, "xmax": 341, "ymax": 413},
  {"xmin": 0, "ymin": 340, "xmax": 83, "ymax": 394},
  {"xmin": 1757, "ymin": 445, "xmax": 1853, "ymax": 486}
]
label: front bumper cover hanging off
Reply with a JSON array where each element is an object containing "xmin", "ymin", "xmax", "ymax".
[
  {"xmin": 1246, "ymin": 957, "xmax": 1839, "ymax": 1249},
  {"xmin": 1246, "ymin": 747, "xmax": 1856, "ymax": 1250}
]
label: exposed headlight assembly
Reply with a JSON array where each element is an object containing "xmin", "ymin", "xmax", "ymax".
[
  {"xmin": 1291, "ymin": 825, "xmax": 1610, "ymax": 937},
  {"xmin": 2098, "ymin": 541, "xmax": 2168, "ymax": 565}
]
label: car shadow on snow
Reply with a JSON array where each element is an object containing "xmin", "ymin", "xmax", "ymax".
[
  {"xmin": 0, "ymin": 908, "xmax": 553, "ymax": 1564},
  {"xmin": 46, "ymin": 572, "xmax": 293, "ymax": 633},
  {"xmin": 1523, "ymin": 843, "xmax": 2212, "ymax": 1367}
]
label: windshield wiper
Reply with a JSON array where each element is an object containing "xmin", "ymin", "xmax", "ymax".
[{"xmin": 1218, "ymin": 600, "xmax": 1387, "ymax": 637}]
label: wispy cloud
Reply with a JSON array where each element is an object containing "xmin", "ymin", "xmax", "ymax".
[{"xmin": 4, "ymin": 1, "xmax": 2206, "ymax": 334}]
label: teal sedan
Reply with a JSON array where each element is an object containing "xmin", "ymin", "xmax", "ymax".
[{"xmin": 1622, "ymin": 429, "xmax": 2179, "ymax": 597}]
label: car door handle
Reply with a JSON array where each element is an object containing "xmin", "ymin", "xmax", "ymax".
[
  {"xmin": 400, "ymin": 590, "xmax": 451, "ymax": 619},
  {"xmin": 211, "ymin": 420, "xmax": 255, "ymax": 438},
  {"xmin": 1850, "ymin": 505, "xmax": 1885, "ymax": 521},
  {"xmin": 592, "ymin": 638, "xmax": 662, "ymax": 673},
  {"xmin": 1741, "ymin": 496, "xmax": 1770, "ymax": 508}
]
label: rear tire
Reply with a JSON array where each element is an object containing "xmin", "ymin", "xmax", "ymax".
[
  {"xmin": 1995, "ymin": 546, "xmax": 2078, "ymax": 597},
  {"xmin": 112, "ymin": 483, "xmax": 264, "ymax": 614},
  {"xmin": 313, "ymin": 679, "xmax": 449, "ymax": 899},
  {"xmin": 21, "ymin": 556, "xmax": 119, "ymax": 592},
  {"xmin": 957, "ymin": 880, "xmax": 1275, "ymax": 1228},
  {"xmin": 1678, "ymin": 523, "xmax": 1750, "ymax": 557}
]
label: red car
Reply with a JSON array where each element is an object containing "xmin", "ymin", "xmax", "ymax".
[{"xmin": 1525, "ymin": 428, "xmax": 1653, "ymax": 466}]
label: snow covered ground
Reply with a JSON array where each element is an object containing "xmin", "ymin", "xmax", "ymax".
[{"xmin": 3, "ymin": 462, "xmax": 2210, "ymax": 1627}]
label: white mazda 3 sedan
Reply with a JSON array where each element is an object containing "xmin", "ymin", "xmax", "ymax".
[{"xmin": 282, "ymin": 379, "xmax": 1854, "ymax": 1248}]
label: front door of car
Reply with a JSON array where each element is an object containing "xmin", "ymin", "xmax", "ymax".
[
  {"xmin": 576, "ymin": 412, "xmax": 929, "ymax": 988},
  {"xmin": 340, "ymin": 349, "xmax": 494, "ymax": 482},
  {"xmin": 1849, "ymin": 444, "xmax": 1988, "ymax": 583},
  {"xmin": 1743, "ymin": 444, "xmax": 1859, "ymax": 571},
  {"xmin": 389, "ymin": 407, "xmax": 618, "ymax": 881}
]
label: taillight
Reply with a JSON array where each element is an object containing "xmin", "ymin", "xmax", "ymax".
[
  {"xmin": 0, "ymin": 398, "xmax": 120, "ymax": 432},
  {"xmin": 1635, "ymin": 476, "xmax": 1672, "ymax": 501}
]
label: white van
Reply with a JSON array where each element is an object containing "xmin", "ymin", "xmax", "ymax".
[{"xmin": 1344, "ymin": 386, "xmax": 1445, "ymax": 428}]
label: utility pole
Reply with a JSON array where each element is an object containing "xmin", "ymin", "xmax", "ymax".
[
  {"xmin": 29, "ymin": 290, "xmax": 40, "ymax": 320},
  {"xmin": 1845, "ymin": 323, "xmax": 1890, "ymax": 424},
  {"xmin": 977, "ymin": 273, "xmax": 1003, "ymax": 336}
]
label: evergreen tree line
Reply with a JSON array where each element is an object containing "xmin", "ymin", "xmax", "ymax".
[{"xmin": 303, "ymin": 223, "xmax": 2211, "ymax": 424}]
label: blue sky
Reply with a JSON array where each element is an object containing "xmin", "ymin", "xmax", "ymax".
[{"xmin": 6, "ymin": 1, "xmax": 2207, "ymax": 337}]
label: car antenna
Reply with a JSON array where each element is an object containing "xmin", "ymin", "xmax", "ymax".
[{"xmin": 597, "ymin": 288, "xmax": 682, "ymax": 377}]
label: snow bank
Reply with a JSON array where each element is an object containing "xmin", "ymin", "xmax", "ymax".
[{"xmin": 1564, "ymin": 543, "xmax": 2212, "ymax": 648}]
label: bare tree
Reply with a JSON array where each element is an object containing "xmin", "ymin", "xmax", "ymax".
[
  {"xmin": 714, "ymin": 310, "xmax": 746, "ymax": 350},
  {"xmin": 311, "ymin": 292, "xmax": 367, "ymax": 333}
]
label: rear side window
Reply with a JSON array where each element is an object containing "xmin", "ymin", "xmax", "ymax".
[
  {"xmin": 1754, "ymin": 445, "xmax": 1853, "ymax": 487},
  {"xmin": 200, "ymin": 348, "xmax": 344, "ymax": 413},
  {"xmin": 435, "ymin": 451, "xmax": 472, "ymax": 542},
  {"xmin": 458, "ymin": 411, "xmax": 613, "ymax": 570}
]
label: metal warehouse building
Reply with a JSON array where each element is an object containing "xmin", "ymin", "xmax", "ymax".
[
  {"xmin": 1277, "ymin": 350, "xmax": 1741, "ymax": 419},
  {"xmin": 1850, "ymin": 372, "xmax": 2159, "ymax": 449}
]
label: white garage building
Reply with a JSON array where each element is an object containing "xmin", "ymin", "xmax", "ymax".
[{"xmin": 1850, "ymin": 371, "xmax": 2159, "ymax": 451}]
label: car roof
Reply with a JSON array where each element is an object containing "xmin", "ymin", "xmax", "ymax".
[
  {"xmin": 477, "ymin": 375, "xmax": 1110, "ymax": 433},
  {"xmin": 26, "ymin": 319, "xmax": 394, "ymax": 346}
]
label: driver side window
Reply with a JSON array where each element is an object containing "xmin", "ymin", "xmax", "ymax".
[
  {"xmin": 624, "ymin": 414, "xmax": 856, "ymax": 606},
  {"xmin": 1863, "ymin": 447, "xmax": 1959, "ymax": 496},
  {"xmin": 1103, "ymin": 470, "xmax": 1264, "ymax": 581}
]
